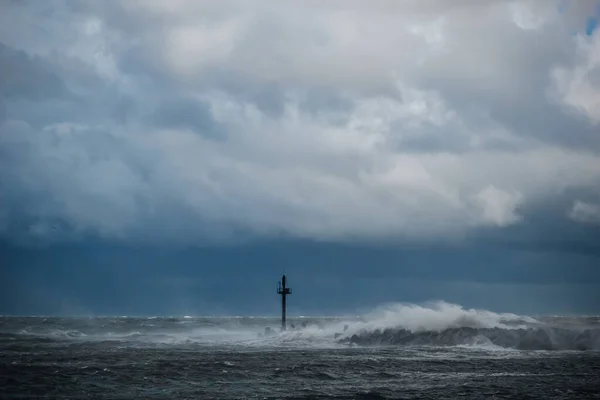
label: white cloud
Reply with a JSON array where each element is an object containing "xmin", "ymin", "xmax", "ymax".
[
  {"xmin": 1, "ymin": 0, "xmax": 600, "ymax": 244},
  {"xmin": 473, "ymin": 186, "xmax": 523, "ymax": 227},
  {"xmin": 551, "ymin": 30, "xmax": 600, "ymax": 124},
  {"xmin": 166, "ymin": 21, "xmax": 242, "ymax": 77},
  {"xmin": 569, "ymin": 201, "xmax": 600, "ymax": 224}
]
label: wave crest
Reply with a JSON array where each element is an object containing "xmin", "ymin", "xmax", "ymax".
[
  {"xmin": 337, "ymin": 326, "xmax": 600, "ymax": 350},
  {"xmin": 332, "ymin": 302, "xmax": 600, "ymax": 351}
]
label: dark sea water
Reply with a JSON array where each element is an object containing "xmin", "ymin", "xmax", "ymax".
[{"xmin": 1, "ymin": 302, "xmax": 599, "ymax": 399}]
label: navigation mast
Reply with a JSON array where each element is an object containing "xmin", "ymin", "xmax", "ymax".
[{"xmin": 277, "ymin": 275, "xmax": 292, "ymax": 331}]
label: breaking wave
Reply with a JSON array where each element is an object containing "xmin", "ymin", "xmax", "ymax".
[
  {"xmin": 338, "ymin": 326, "xmax": 600, "ymax": 351},
  {"xmin": 2, "ymin": 302, "xmax": 599, "ymax": 351},
  {"xmin": 332, "ymin": 302, "xmax": 600, "ymax": 351}
]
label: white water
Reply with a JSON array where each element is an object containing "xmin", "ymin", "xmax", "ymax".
[{"xmin": 8, "ymin": 301, "xmax": 599, "ymax": 350}]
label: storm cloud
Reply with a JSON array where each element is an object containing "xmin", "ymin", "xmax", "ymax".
[
  {"xmin": 0, "ymin": 0, "xmax": 599, "ymax": 247},
  {"xmin": 1, "ymin": 1, "xmax": 600, "ymax": 315}
]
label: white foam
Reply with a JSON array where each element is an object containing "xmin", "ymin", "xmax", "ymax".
[
  {"xmin": 18, "ymin": 302, "xmax": 596, "ymax": 351},
  {"xmin": 344, "ymin": 301, "xmax": 537, "ymax": 335}
]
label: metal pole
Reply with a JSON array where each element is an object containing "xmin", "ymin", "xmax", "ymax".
[
  {"xmin": 277, "ymin": 275, "xmax": 291, "ymax": 331},
  {"xmin": 282, "ymin": 278, "xmax": 286, "ymax": 330}
]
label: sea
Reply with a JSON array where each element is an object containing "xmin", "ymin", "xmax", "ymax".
[{"xmin": 1, "ymin": 302, "xmax": 599, "ymax": 399}]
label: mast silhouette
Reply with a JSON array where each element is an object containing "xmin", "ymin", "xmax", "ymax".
[{"xmin": 277, "ymin": 275, "xmax": 291, "ymax": 331}]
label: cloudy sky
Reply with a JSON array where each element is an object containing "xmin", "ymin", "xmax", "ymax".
[{"xmin": 1, "ymin": 0, "xmax": 599, "ymax": 316}]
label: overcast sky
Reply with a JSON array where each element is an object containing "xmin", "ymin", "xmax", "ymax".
[{"xmin": 1, "ymin": 0, "xmax": 599, "ymax": 316}]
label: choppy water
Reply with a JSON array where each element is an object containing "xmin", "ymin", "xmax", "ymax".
[{"xmin": 1, "ymin": 302, "xmax": 599, "ymax": 399}]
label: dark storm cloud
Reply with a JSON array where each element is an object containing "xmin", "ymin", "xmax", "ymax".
[
  {"xmin": 466, "ymin": 186, "xmax": 600, "ymax": 256},
  {"xmin": 0, "ymin": 42, "xmax": 69, "ymax": 100},
  {"xmin": 1, "ymin": 1, "xmax": 599, "ymax": 317},
  {"xmin": 0, "ymin": 0, "xmax": 599, "ymax": 248},
  {"xmin": 149, "ymin": 96, "xmax": 220, "ymax": 137},
  {"xmin": 0, "ymin": 99, "xmax": 6, "ymax": 124}
]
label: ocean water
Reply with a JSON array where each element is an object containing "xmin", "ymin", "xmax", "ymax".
[{"xmin": 1, "ymin": 302, "xmax": 599, "ymax": 399}]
